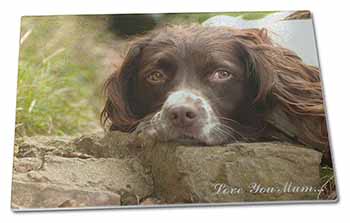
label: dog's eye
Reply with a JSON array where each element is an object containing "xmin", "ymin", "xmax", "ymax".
[
  {"xmin": 146, "ymin": 71, "xmax": 167, "ymax": 84},
  {"xmin": 209, "ymin": 70, "xmax": 233, "ymax": 82}
]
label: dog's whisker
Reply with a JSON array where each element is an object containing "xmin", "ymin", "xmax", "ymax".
[
  {"xmin": 134, "ymin": 121, "xmax": 155, "ymax": 134},
  {"xmin": 219, "ymin": 123, "xmax": 249, "ymax": 141},
  {"xmin": 219, "ymin": 130, "xmax": 238, "ymax": 144},
  {"xmin": 217, "ymin": 116, "xmax": 244, "ymax": 126},
  {"xmin": 211, "ymin": 127, "xmax": 226, "ymax": 143},
  {"xmin": 214, "ymin": 126, "xmax": 238, "ymax": 143}
]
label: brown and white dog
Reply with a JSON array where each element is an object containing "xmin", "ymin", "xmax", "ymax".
[{"xmin": 101, "ymin": 25, "xmax": 329, "ymax": 157}]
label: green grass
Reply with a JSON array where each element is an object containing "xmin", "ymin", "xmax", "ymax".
[
  {"xmin": 16, "ymin": 16, "xmax": 106, "ymax": 136},
  {"xmin": 16, "ymin": 59, "xmax": 96, "ymax": 136},
  {"xmin": 318, "ymin": 165, "xmax": 336, "ymax": 199}
]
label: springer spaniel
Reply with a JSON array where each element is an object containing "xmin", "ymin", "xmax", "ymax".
[{"xmin": 101, "ymin": 25, "xmax": 329, "ymax": 157}]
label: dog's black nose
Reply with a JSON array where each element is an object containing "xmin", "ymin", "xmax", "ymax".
[{"xmin": 168, "ymin": 105, "xmax": 198, "ymax": 127}]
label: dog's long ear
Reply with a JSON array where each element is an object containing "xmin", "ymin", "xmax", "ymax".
[
  {"xmin": 235, "ymin": 28, "xmax": 329, "ymax": 151},
  {"xmin": 234, "ymin": 29, "xmax": 275, "ymax": 106},
  {"xmin": 101, "ymin": 38, "xmax": 150, "ymax": 132}
]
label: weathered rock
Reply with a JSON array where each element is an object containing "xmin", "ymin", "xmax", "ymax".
[
  {"xmin": 12, "ymin": 154, "xmax": 153, "ymax": 209},
  {"xmin": 13, "ymin": 157, "xmax": 42, "ymax": 173},
  {"xmin": 12, "ymin": 131, "xmax": 323, "ymax": 209},
  {"xmin": 12, "ymin": 181, "xmax": 121, "ymax": 209},
  {"xmin": 149, "ymin": 142, "xmax": 322, "ymax": 203},
  {"xmin": 73, "ymin": 131, "xmax": 149, "ymax": 159},
  {"xmin": 15, "ymin": 135, "xmax": 75, "ymax": 158}
]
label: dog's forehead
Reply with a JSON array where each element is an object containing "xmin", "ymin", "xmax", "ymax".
[
  {"xmin": 148, "ymin": 27, "xmax": 237, "ymax": 50},
  {"xmin": 141, "ymin": 30, "xmax": 242, "ymax": 65}
]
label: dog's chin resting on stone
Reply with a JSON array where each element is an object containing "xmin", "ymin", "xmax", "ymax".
[{"xmin": 101, "ymin": 24, "xmax": 330, "ymax": 161}]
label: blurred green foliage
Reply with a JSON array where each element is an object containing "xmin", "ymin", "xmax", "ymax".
[{"xmin": 16, "ymin": 16, "xmax": 106, "ymax": 136}]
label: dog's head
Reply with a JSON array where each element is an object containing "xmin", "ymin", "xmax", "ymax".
[{"xmin": 101, "ymin": 25, "xmax": 327, "ymax": 147}]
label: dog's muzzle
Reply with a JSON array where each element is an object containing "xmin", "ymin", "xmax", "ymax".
[{"xmin": 138, "ymin": 89, "xmax": 225, "ymax": 145}]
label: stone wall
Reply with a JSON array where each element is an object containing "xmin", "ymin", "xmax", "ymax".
[{"xmin": 12, "ymin": 131, "xmax": 322, "ymax": 210}]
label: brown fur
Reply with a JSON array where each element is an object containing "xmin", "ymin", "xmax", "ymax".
[{"xmin": 101, "ymin": 25, "xmax": 329, "ymax": 156}]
